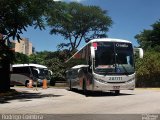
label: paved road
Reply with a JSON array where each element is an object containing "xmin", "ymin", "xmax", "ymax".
[{"xmin": 0, "ymin": 87, "xmax": 160, "ymax": 119}]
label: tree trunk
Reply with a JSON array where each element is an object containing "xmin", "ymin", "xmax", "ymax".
[
  {"xmin": 0, "ymin": 58, "xmax": 10, "ymax": 92},
  {"xmin": 0, "ymin": 37, "xmax": 11, "ymax": 92}
]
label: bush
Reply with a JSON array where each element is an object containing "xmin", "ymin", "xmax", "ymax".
[{"xmin": 136, "ymin": 51, "xmax": 160, "ymax": 87}]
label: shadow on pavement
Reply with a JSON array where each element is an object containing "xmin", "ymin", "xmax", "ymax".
[
  {"xmin": 0, "ymin": 89, "xmax": 63, "ymax": 104},
  {"xmin": 70, "ymin": 89, "xmax": 134, "ymax": 97}
]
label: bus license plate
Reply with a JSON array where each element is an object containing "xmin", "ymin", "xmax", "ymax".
[{"xmin": 113, "ymin": 86, "xmax": 120, "ymax": 90}]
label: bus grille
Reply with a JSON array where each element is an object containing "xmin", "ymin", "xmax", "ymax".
[{"xmin": 95, "ymin": 68, "xmax": 114, "ymax": 75}]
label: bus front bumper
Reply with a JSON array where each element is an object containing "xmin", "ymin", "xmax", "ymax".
[{"xmin": 93, "ymin": 80, "xmax": 135, "ymax": 91}]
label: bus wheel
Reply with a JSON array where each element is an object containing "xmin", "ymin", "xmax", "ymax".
[
  {"xmin": 113, "ymin": 90, "xmax": 120, "ymax": 96},
  {"xmin": 82, "ymin": 79, "xmax": 88, "ymax": 96},
  {"xmin": 25, "ymin": 80, "xmax": 29, "ymax": 87},
  {"xmin": 69, "ymin": 80, "xmax": 72, "ymax": 91}
]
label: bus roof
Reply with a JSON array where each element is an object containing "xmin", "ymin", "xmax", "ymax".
[
  {"xmin": 65, "ymin": 38, "xmax": 132, "ymax": 63},
  {"xmin": 84, "ymin": 38, "xmax": 132, "ymax": 53},
  {"xmin": 72, "ymin": 65, "xmax": 89, "ymax": 69},
  {"xmin": 88, "ymin": 38, "xmax": 131, "ymax": 44},
  {"xmin": 12, "ymin": 64, "xmax": 47, "ymax": 68}
]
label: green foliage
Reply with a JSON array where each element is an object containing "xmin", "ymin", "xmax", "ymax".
[
  {"xmin": 135, "ymin": 19, "xmax": 160, "ymax": 87},
  {"xmin": 45, "ymin": 58, "xmax": 66, "ymax": 81},
  {"xmin": 29, "ymin": 51, "xmax": 49, "ymax": 64},
  {"xmin": 136, "ymin": 51, "xmax": 160, "ymax": 87},
  {"xmin": 0, "ymin": 0, "xmax": 55, "ymax": 41},
  {"xmin": 44, "ymin": 50, "xmax": 70, "ymax": 81},
  {"xmin": 48, "ymin": 2, "xmax": 112, "ymax": 52},
  {"xmin": 13, "ymin": 52, "xmax": 29, "ymax": 64},
  {"xmin": 135, "ymin": 20, "xmax": 160, "ymax": 51}
]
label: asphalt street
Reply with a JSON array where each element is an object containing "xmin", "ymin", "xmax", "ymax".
[{"xmin": 0, "ymin": 87, "xmax": 160, "ymax": 120}]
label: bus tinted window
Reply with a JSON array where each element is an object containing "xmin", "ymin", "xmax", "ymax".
[
  {"xmin": 94, "ymin": 42, "xmax": 134, "ymax": 75},
  {"xmin": 12, "ymin": 67, "xmax": 30, "ymax": 74}
]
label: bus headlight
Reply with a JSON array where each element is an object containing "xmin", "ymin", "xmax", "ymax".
[
  {"xmin": 126, "ymin": 77, "xmax": 135, "ymax": 83},
  {"xmin": 94, "ymin": 77, "xmax": 108, "ymax": 84}
]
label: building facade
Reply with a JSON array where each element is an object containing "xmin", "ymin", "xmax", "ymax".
[{"xmin": 14, "ymin": 38, "xmax": 33, "ymax": 55}]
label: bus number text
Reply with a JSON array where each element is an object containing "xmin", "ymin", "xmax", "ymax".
[{"xmin": 109, "ymin": 77, "xmax": 122, "ymax": 81}]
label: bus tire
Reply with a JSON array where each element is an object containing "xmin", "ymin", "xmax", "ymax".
[
  {"xmin": 69, "ymin": 80, "xmax": 72, "ymax": 91},
  {"xmin": 113, "ymin": 90, "xmax": 120, "ymax": 96},
  {"xmin": 82, "ymin": 79, "xmax": 88, "ymax": 96},
  {"xmin": 25, "ymin": 80, "xmax": 29, "ymax": 87}
]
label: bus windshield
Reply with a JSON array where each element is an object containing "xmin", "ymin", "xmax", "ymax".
[
  {"xmin": 31, "ymin": 67, "xmax": 50, "ymax": 80},
  {"xmin": 94, "ymin": 42, "xmax": 134, "ymax": 75},
  {"xmin": 38, "ymin": 68, "xmax": 50, "ymax": 79}
]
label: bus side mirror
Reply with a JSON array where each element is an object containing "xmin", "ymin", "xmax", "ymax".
[
  {"xmin": 91, "ymin": 46, "xmax": 95, "ymax": 59},
  {"xmin": 66, "ymin": 70, "xmax": 72, "ymax": 78},
  {"xmin": 35, "ymin": 68, "xmax": 40, "ymax": 74},
  {"xmin": 134, "ymin": 48, "xmax": 144, "ymax": 58},
  {"xmin": 49, "ymin": 70, "xmax": 53, "ymax": 75},
  {"xmin": 65, "ymin": 70, "xmax": 68, "ymax": 79}
]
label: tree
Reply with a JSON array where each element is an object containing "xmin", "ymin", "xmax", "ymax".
[
  {"xmin": 0, "ymin": 40, "xmax": 14, "ymax": 91},
  {"xmin": 45, "ymin": 58, "xmax": 66, "ymax": 82},
  {"xmin": 135, "ymin": 20, "xmax": 160, "ymax": 51},
  {"xmin": 0, "ymin": 0, "xmax": 57, "ymax": 41},
  {"xmin": 48, "ymin": 2, "xmax": 112, "ymax": 52},
  {"xmin": 29, "ymin": 51, "xmax": 49, "ymax": 65},
  {"xmin": 135, "ymin": 19, "xmax": 160, "ymax": 87},
  {"xmin": 0, "ymin": 0, "xmax": 64, "ymax": 91},
  {"xmin": 13, "ymin": 52, "xmax": 29, "ymax": 64}
]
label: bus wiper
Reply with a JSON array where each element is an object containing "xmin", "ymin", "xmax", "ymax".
[
  {"xmin": 115, "ymin": 54, "xmax": 130, "ymax": 75},
  {"xmin": 117, "ymin": 63, "xmax": 130, "ymax": 75}
]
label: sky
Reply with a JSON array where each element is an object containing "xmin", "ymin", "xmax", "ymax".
[{"xmin": 21, "ymin": 0, "xmax": 160, "ymax": 52}]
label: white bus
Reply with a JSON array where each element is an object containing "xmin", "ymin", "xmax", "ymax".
[
  {"xmin": 66, "ymin": 38, "xmax": 143, "ymax": 95},
  {"xmin": 10, "ymin": 64, "xmax": 52, "ymax": 87}
]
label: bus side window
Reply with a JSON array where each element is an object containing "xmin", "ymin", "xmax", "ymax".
[
  {"xmin": 88, "ymin": 56, "xmax": 92, "ymax": 73},
  {"xmin": 32, "ymin": 69, "xmax": 39, "ymax": 78},
  {"xmin": 82, "ymin": 67, "xmax": 88, "ymax": 74}
]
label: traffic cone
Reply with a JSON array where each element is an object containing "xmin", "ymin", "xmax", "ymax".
[
  {"xmin": 27, "ymin": 80, "xmax": 33, "ymax": 88},
  {"xmin": 42, "ymin": 79, "xmax": 47, "ymax": 89}
]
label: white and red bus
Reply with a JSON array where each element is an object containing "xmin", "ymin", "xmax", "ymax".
[{"xmin": 66, "ymin": 38, "xmax": 143, "ymax": 95}]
